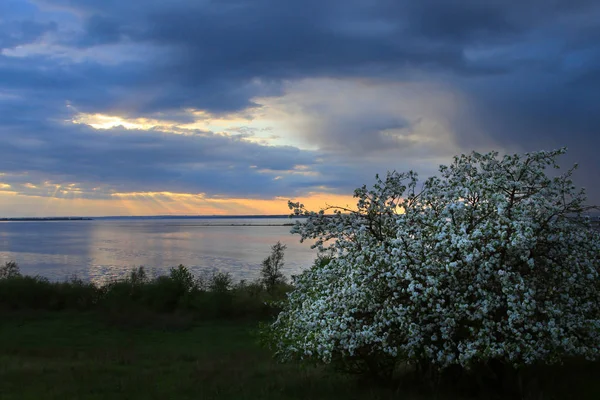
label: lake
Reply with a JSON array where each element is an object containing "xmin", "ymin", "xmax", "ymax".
[{"xmin": 0, "ymin": 217, "xmax": 317, "ymax": 285}]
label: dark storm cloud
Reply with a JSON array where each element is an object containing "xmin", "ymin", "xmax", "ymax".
[
  {"xmin": 1, "ymin": 0, "xmax": 600, "ymax": 204},
  {"xmin": 30, "ymin": 0, "xmax": 527, "ymax": 115},
  {"xmin": 454, "ymin": 65, "xmax": 600, "ymax": 201},
  {"xmin": 0, "ymin": 20, "xmax": 57, "ymax": 50},
  {"xmin": 77, "ymin": 15, "xmax": 126, "ymax": 47}
]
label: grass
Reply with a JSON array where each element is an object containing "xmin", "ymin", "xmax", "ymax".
[
  {"xmin": 0, "ymin": 312, "xmax": 405, "ymax": 400},
  {"xmin": 2, "ymin": 313, "xmax": 599, "ymax": 400}
]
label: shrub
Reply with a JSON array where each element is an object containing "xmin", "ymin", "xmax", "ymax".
[
  {"xmin": 169, "ymin": 264, "xmax": 199, "ymax": 293},
  {"xmin": 0, "ymin": 275, "xmax": 52, "ymax": 310},
  {"xmin": 266, "ymin": 148, "xmax": 600, "ymax": 382},
  {"xmin": 206, "ymin": 271, "xmax": 234, "ymax": 317},
  {"xmin": 0, "ymin": 261, "xmax": 21, "ymax": 279},
  {"xmin": 208, "ymin": 271, "xmax": 233, "ymax": 293},
  {"xmin": 100, "ymin": 266, "xmax": 199, "ymax": 313},
  {"xmin": 128, "ymin": 266, "xmax": 149, "ymax": 285},
  {"xmin": 260, "ymin": 241, "xmax": 287, "ymax": 292},
  {"xmin": 0, "ymin": 268, "xmax": 100, "ymax": 311},
  {"xmin": 0, "ymin": 259, "xmax": 294, "ymax": 321},
  {"xmin": 230, "ymin": 280, "xmax": 271, "ymax": 319},
  {"xmin": 52, "ymin": 276, "xmax": 101, "ymax": 310}
]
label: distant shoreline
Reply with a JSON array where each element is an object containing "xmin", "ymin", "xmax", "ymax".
[
  {"xmin": 0, "ymin": 217, "xmax": 94, "ymax": 221},
  {"xmin": 0, "ymin": 215, "xmax": 308, "ymax": 222},
  {"xmin": 93, "ymin": 215, "xmax": 305, "ymax": 220},
  {"xmin": 0, "ymin": 215, "xmax": 304, "ymax": 223}
]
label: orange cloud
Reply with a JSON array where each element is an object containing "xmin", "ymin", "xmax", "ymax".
[{"xmin": 0, "ymin": 190, "xmax": 357, "ymax": 217}]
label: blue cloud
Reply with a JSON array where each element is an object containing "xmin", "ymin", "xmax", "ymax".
[
  {"xmin": 0, "ymin": 20, "xmax": 57, "ymax": 50},
  {"xmin": 0, "ymin": 0, "xmax": 599, "ymax": 204}
]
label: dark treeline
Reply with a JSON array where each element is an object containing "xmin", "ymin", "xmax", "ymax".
[{"xmin": 0, "ymin": 243, "xmax": 291, "ymax": 325}]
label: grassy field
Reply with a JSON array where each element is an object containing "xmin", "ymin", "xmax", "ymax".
[
  {"xmin": 0, "ymin": 312, "xmax": 407, "ymax": 400},
  {"xmin": 2, "ymin": 313, "xmax": 600, "ymax": 400}
]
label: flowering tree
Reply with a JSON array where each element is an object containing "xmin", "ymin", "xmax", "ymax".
[{"xmin": 266, "ymin": 148, "xmax": 600, "ymax": 379}]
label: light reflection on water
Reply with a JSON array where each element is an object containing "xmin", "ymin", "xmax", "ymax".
[{"xmin": 0, "ymin": 218, "xmax": 316, "ymax": 284}]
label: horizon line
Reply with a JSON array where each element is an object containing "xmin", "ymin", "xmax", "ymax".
[{"xmin": 0, "ymin": 214, "xmax": 309, "ymax": 220}]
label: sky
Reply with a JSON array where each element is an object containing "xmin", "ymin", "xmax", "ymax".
[{"xmin": 0, "ymin": 0, "xmax": 599, "ymax": 217}]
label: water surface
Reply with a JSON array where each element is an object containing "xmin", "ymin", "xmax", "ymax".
[{"xmin": 0, "ymin": 217, "xmax": 316, "ymax": 285}]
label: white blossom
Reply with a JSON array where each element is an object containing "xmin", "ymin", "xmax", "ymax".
[{"xmin": 268, "ymin": 149, "xmax": 600, "ymax": 372}]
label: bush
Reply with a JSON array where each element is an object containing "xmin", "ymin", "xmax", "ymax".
[
  {"xmin": 100, "ymin": 266, "xmax": 197, "ymax": 313},
  {"xmin": 0, "ymin": 265, "xmax": 100, "ymax": 311},
  {"xmin": 0, "ymin": 261, "xmax": 21, "ymax": 279},
  {"xmin": 0, "ymin": 259, "xmax": 294, "ymax": 322},
  {"xmin": 169, "ymin": 264, "xmax": 199, "ymax": 292},
  {"xmin": 52, "ymin": 276, "xmax": 101, "ymax": 310},
  {"xmin": 232, "ymin": 279, "xmax": 294, "ymax": 320},
  {"xmin": 0, "ymin": 275, "xmax": 53, "ymax": 310},
  {"xmin": 208, "ymin": 271, "xmax": 233, "ymax": 293},
  {"xmin": 266, "ymin": 148, "xmax": 600, "ymax": 384}
]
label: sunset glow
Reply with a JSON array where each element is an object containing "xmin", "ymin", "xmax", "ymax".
[{"xmin": 0, "ymin": 189, "xmax": 358, "ymax": 217}]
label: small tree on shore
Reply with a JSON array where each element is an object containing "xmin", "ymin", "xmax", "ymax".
[{"xmin": 261, "ymin": 241, "xmax": 287, "ymax": 292}]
